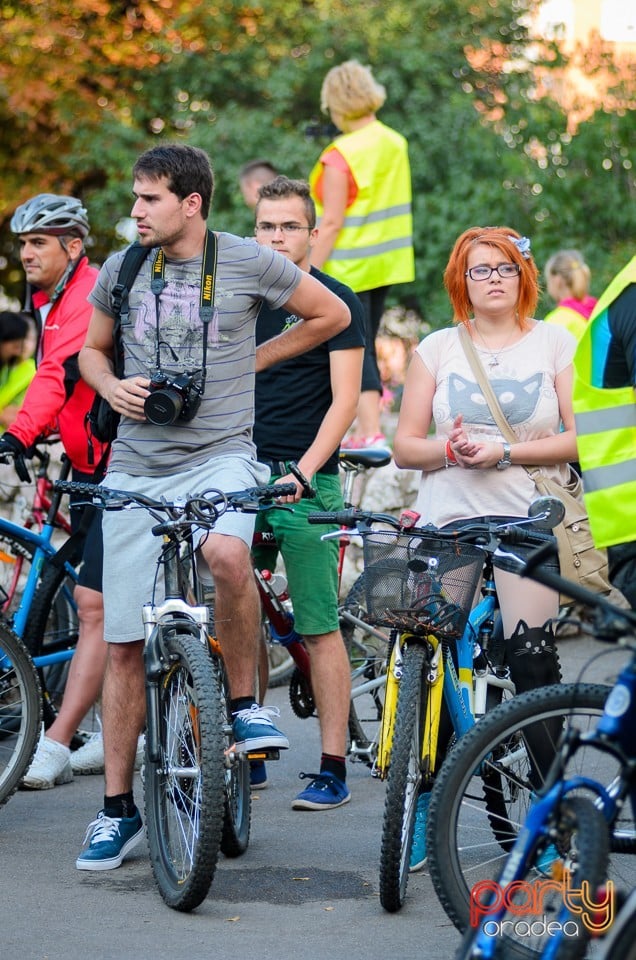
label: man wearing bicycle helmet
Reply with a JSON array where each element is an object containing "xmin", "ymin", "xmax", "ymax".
[{"xmin": 0, "ymin": 194, "xmax": 113, "ymax": 789}]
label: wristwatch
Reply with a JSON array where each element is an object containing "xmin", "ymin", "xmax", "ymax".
[{"xmin": 496, "ymin": 442, "xmax": 512, "ymax": 470}]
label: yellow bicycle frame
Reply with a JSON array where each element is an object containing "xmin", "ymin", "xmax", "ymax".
[{"xmin": 376, "ymin": 632, "xmax": 445, "ymax": 780}]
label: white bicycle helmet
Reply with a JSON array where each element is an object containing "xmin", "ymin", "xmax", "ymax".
[{"xmin": 10, "ymin": 193, "xmax": 90, "ymax": 238}]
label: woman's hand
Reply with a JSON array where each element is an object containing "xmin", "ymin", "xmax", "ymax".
[{"xmin": 447, "ymin": 414, "xmax": 505, "ymax": 470}]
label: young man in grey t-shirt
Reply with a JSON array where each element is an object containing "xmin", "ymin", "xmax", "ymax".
[{"xmin": 76, "ymin": 144, "xmax": 351, "ymax": 871}]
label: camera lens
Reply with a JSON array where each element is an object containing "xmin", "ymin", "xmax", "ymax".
[{"xmin": 144, "ymin": 387, "xmax": 184, "ymax": 426}]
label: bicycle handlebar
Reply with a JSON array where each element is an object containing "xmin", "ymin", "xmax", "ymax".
[
  {"xmin": 310, "ymin": 505, "xmax": 636, "ymax": 642},
  {"xmin": 53, "ymin": 479, "xmax": 299, "ymax": 519},
  {"xmin": 307, "ymin": 507, "xmax": 402, "ymax": 528},
  {"xmin": 307, "ymin": 508, "xmax": 554, "ymax": 549}
]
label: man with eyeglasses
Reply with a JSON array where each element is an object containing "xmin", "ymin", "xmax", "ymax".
[{"xmin": 252, "ymin": 176, "xmax": 365, "ymax": 808}]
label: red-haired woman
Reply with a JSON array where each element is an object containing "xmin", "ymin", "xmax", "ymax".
[{"xmin": 393, "ymin": 226, "xmax": 578, "ymax": 871}]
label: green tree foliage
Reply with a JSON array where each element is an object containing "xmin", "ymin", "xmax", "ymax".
[{"xmin": 0, "ymin": 0, "xmax": 634, "ymax": 326}]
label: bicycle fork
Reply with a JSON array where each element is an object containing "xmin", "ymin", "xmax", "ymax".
[
  {"xmin": 142, "ymin": 599, "xmax": 210, "ymax": 764},
  {"xmin": 376, "ymin": 633, "xmax": 444, "ymax": 780}
]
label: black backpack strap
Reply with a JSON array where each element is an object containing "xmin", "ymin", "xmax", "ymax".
[
  {"xmin": 110, "ymin": 242, "xmax": 153, "ymax": 375},
  {"xmin": 85, "ymin": 242, "xmax": 153, "ymax": 474}
]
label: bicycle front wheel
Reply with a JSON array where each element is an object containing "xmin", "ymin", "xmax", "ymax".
[
  {"xmin": 427, "ymin": 683, "xmax": 614, "ymax": 936},
  {"xmin": 456, "ymin": 795, "xmax": 609, "ymax": 960},
  {"xmin": 144, "ymin": 626, "xmax": 226, "ymax": 911},
  {"xmin": 379, "ymin": 641, "xmax": 428, "ymax": 913},
  {"xmin": 23, "ymin": 560, "xmax": 86, "ymax": 745},
  {"xmin": 0, "ymin": 623, "xmax": 41, "ymax": 806}
]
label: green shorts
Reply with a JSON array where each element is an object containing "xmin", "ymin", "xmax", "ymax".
[{"xmin": 252, "ymin": 472, "xmax": 343, "ymax": 637}]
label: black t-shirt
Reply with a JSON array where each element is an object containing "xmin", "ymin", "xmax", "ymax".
[
  {"xmin": 254, "ymin": 266, "xmax": 366, "ymax": 471},
  {"xmin": 604, "ymin": 283, "xmax": 636, "ymax": 388}
]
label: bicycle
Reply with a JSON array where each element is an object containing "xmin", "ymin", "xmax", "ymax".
[
  {"xmin": 595, "ymin": 887, "xmax": 636, "ymax": 960},
  {"xmin": 57, "ymin": 476, "xmax": 299, "ymax": 912},
  {"xmin": 0, "ymin": 444, "xmax": 92, "ymax": 743},
  {"xmin": 0, "ymin": 623, "xmax": 42, "ymax": 806},
  {"xmin": 253, "ymin": 446, "xmax": 394, "ymax": 767},
  {"xmin": 307, "ymin": 504, "xmax": 558, "ymax": 912},
  {"xmin": 427, "ymin": 520, "xmax": 636, "ymax": 959}
]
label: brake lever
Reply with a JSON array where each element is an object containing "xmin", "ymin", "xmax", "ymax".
[{"xmin": 288, "ymin": 461, "xmax": 317, "ymax": 499}]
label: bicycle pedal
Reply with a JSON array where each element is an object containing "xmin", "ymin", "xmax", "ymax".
[{"xmin": 248, "ymin": 748, "xmax": 280, "ymax": 761}]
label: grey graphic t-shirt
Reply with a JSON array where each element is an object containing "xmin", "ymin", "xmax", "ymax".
[{"xmin": 89, "ymin": 232, "xmax": 302, "ymax": 476}]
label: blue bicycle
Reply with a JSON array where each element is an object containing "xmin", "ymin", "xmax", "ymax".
[
  {"xmin": 308, "ymin": 504, "xmax": 566, "ymax": 912},
  {"xmin": 0, "ymin": 443, "xmax": 90, "ymax": 743},
  {"xmin": 426, "ymin": 507, "xmax": 636, "ymax": 959}
]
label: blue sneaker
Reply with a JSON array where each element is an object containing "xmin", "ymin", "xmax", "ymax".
[
  {"xmin": 76, "ymin": 809, "xmax": 144, "ymax": 871},
  {"xmin": 409, "ymin": 792, "xmax": 431, "ymax": 873},
  {"xmin": 291, "ymin": 772, "xmax": 351, "ymax": 810},
  {"xmin": 232, "ymin": 705, "xmax": 289, "ymax": 753},
  {"xmin": 249, "ymin": 759, "xmax": 268, "ymax": 789}
]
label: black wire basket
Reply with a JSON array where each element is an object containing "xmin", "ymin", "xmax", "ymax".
[{"xmin": 362, "ymin": 530, "xmax": 484, "ymax": 638}]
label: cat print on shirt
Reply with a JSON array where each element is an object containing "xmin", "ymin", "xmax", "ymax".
[{"xmin": 448, "ymin": 372, "xmax": 543, "ymax": 427}]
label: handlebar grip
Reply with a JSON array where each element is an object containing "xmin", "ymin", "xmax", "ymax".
[
  {"xmin": 499, "ymin": 526, "xmax": 557, "ymax": 549},
  {"xmin": 246, "ymin": 483, "xmax": 298, "ymax": 500},
  {"xmin": 54, "ymin": 480, "xmax": 103, "ymax": 499},
  {"xmin": 307, "ymin": 508, "xmax": 362, "ymax": 527},
  {"xmin": 270, "ymin": 482, "xmax": 298, "ymax": 498}
]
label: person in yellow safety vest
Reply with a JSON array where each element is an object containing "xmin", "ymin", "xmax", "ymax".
[
  {"xmin": 572, "ymin": 255, "xmax": 636, "ymax": 608},
  {"xmin": 309, "ymin": 59, "xmax": 415, "ymax": 448},
  {"xmin": 543, "ymin": 249, "xmax": 597, "ymax": 341}
]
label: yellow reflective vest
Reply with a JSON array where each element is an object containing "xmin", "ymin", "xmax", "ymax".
[
  {"xmin": 544, "ymin": 304, "xmax": 588, "ymax": 341},
  {"xmin": 572, "ymin": 257, "xmax": 636, "ymax": 548},
  {"xmin": 309, "ymin": 120, "xmax": 415, "ymax": 293}
]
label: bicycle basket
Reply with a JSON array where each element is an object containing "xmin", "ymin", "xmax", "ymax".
[{"xmin": 362, "ymin": 530, "xmax": 484, "ymax": 638}]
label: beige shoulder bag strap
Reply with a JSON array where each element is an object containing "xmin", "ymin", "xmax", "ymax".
[{"xmin": 457, "ymin": 324, "xmax": 542, "ymax": 483}]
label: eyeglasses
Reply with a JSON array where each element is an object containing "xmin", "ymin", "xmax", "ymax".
[
  {"xmin": 255, "ymin": 222, "xmax": 313, "ymax": 236},
  {"xmin": 465, "ymin": 263, "xmax": 521, "ymax": 281}
]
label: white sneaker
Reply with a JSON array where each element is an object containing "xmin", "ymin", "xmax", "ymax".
[
  {"xmin": 71, "ymin": 731, "xmax": 145, "ymax": 776},
  {"xmin": 22, "ymin": 727, "xmax": 73, "ymax": 790}
]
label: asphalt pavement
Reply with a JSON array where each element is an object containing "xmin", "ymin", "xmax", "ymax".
[{"xmin": 3, "ymin": 631, "xmax": 621, "ymax": 960}]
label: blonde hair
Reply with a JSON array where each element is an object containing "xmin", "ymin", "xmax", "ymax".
[
  {"xmin": 545, "ymin": 249, "xmax": 591, "ymax": 301},
  {"xmin": 444, "ymin": 226, "xmax": 539, "ymax": 329},
  {"xmin": 320, "ymin": 60, "xmax": 386, "ymax": 121}
]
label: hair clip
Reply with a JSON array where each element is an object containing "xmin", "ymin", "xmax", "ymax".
[{"xmin": 510, "ymin": 236, "xmax": 531, "ymax": 259}]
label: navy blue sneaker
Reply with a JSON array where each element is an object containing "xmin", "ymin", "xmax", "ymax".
[
  {"xmin": 249, "ymin": 759, "xmax": 268, "ymax": 789},
  {"xmin": 292, "ymin": 772, "xmax": 351, "ymax": 810},
  {"xmin": 76, "ymin": 809, "xmax": 144, "ymax": 871},
  {"xmin": 232, "ymin": 705, "xmax": 289, "ymax": 753},
  {"xmin": 409, "ymin": 792, "xmax": 431, "ymax": 872}
]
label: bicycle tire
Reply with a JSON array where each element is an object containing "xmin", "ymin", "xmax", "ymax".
[
  {"xmin": 0, "ymin": 623, "xmax": 41, "ymax": 806},
  {"xmin": 379, "ymin": 641, "xmax": 429, "ymax": 913},
  {"xmin": 340, "ymin": 572, "xmax": 388, "ymax": 767},
  {"xmin": 596, "ymin": 891, "xmax": 636, "ymax": 960},
  {"xmin": 217, "ymin": 655, "xmax": 251, "ymax": 857},
  {"xmin": 144, "ymin": 624, "xmax": 226, "ymax": 911},
  {"xmin": 427, "ymin": 683, "xmax": 622, "ymax": 935},
  {"xmin": 456, "ymin": 795, "xmax": 609, "ymax": 960},
  {"xmin": 22, "ymin": 558, "xmax": 88, "ymax": 747}
]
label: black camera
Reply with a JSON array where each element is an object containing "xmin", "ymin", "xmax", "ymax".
[{"xmin": 144, "ymin": 370, "xmax": 203, "ymax": 426}]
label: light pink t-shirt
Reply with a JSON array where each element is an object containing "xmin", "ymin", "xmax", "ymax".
[{"xmin": 413, "ymin": 321, "xmax": 576, "ymax": 526}]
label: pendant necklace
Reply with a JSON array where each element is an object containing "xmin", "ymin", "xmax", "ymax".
[{"xmin": 473, "ymin": 322, "xmax": 518, "ymax": 369}]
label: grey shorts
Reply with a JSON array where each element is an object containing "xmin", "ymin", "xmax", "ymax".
[{"xmin": 102, "ymin": 456, "xmax": 270, "ymax": 643}]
